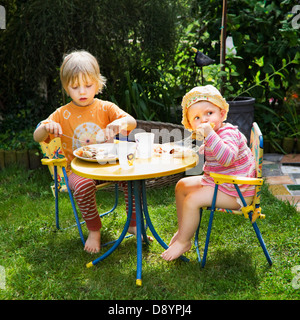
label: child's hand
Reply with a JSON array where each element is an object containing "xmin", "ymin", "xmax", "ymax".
[
  {"xmin": 198, "ymin": 144, "xmax": 205, "ymax": 154},
  {"xmin": 105, "ymin": 119, "xmax": 126, "ymax": 140},
  {"xmin": 196, "ymin": 122, "xmax": 215, "ymax": 138},
  {"xmin": 43, "ymin": 120, "xmax": 62, "ymax": 137}
]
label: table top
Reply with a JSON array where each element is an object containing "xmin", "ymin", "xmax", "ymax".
[{"xmin": 71, "ymin": 145, "xmax": 198, "ymax": 181}]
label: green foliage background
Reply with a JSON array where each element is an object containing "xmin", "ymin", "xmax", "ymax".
[{"xmin": 0, "ymin": 0, "xmax": 299, "ymax": 138}]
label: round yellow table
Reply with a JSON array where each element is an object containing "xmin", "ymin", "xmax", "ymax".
[
  {"xmin": 71, "ymin": 150, "xmax": 198, "ymax": 181},
  {"xmin": 71, "ymin": 147, "xmax": 198, "ymax": 286}
]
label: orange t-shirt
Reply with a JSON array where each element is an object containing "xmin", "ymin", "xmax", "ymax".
[{"xmin": 43, "ymin": 98, "xmax": 129, "ymax": 174}]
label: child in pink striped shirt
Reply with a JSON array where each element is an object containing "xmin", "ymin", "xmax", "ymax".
[{"xmin": 161, "ymin": 85, "xmax": 256, "ymax": 261}]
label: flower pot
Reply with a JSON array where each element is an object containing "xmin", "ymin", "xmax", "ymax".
[
  {"xmin": 226, "ymin": 97, "xmax": 255, "ymax": 143},
  {"xmin": 282, "ymin": 137, "xmax": 295, "ymax": 154},
  {"xmin": 269, "ymin": 139, "xmax": 282, "ymax": 153},
  {"xmin": 297, "ymin": 139, "xmax": 300, "ymax": 153},
  {"xmin": 4, "ymin": 150, "xmax": 16, "ymax": 167}
]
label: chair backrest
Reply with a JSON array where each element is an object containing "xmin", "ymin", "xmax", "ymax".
[
  {"xmin": 249, "ymin": 122, "xmax": 263, "ymax": 178},
  {"xmin": 249, "ymin": 122, "xmax": 263, "ymax": 205},
  {"xmin": 40, "ymin": 138, "xmax": 67, "ymax": 190}
]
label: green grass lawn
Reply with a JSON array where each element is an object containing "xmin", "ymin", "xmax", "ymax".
[{"xmin": 0, "ymin": 165, "xmax": 299, "ymax": 300}]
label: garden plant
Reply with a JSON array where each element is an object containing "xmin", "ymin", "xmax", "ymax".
[
  {"xmin": 0, "ymin": 0, "xmax": 300, "ymax": 301},
  {"xmin": 0, "ymin": 166, "xmax": 299, "ymax": 300}
]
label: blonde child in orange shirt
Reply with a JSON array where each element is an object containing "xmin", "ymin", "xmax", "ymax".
[{"xmin": 34, "ymin": 50, "xmax": 139, "ymax": 253}]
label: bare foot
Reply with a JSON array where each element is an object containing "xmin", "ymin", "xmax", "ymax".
[
  {"xmin": 84, "ymin": 230, "xmax": 101, "ymax": 253},
  {"xmin": 128, "ymin": 226, "xmax": 154, "ymax": 242},
  {"xmin": 168, "ymin": 231, "xmax": 179, "ymax": 246},
  {"xmin": 161, "ymin": 240, "xmax": 191, "ymax": 261}
]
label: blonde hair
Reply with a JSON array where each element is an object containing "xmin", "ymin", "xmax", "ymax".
[
  {"xmin": 181, "ymin": 85, "xmax": 229, "ymax": 130},
  {"xmin": 60, "ymin": 50, "xmax": 106, "ymax": 95}
]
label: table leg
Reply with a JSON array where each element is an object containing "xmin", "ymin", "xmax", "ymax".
[
  {"xmin": 141, "ymin": 180, "xmax": 189, "ymax": 262},
  {"xmin": 133, "ymin": 180, "xmax": 143, "ymax": 286},
  {"xmin": 86, "ymin": 180, "xmax": 133, "ymax": 268},
  {"xmin": 133, "ymin": 180, "xmax": 162, "ymax": 286},
  {"xmin": 87, "ymin": 178, "xmax": 188, "ymax": 284},
  {"xmin": 141, "ymin": 180, "xmax": 168, "ymax": 250}
]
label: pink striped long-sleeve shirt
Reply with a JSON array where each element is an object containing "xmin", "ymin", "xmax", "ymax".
[{"xmin": 201, "ymin": 123, "xmax": 256, "ymax": 198}]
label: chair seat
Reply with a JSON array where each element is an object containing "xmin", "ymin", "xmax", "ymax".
[{"xmin": 210, "ymin": 172, "xmax": 263, "ymax": 186}]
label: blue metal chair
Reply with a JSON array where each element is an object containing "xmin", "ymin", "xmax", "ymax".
[
  {"xmin": 39, "ymin": 137, "xmax": 118, "ymax": 246},
  {"xmin": 195, "ymin": 122, "xmax": 272, "ymax": 267}
]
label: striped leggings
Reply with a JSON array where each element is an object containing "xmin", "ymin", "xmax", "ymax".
[{"xmin": 68, "ymin": 173, "xmax": 136, "ymax": 231}]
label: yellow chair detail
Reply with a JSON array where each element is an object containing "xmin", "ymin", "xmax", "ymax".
[{"xmin": 39, "ymin": 137, "xmax": 118, "ymax": 245}]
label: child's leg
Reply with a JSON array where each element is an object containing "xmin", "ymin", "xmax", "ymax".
[
  {"xmin": 68, "ymin": 173, "xmax": 101, "ymax": 253},
  {"xmin": 161, "ymin": 184, "xmax": 241, "ymax": 261},
  {"xmin": 168, "ymin": 176, "xmax": 204, "ymax": 246}
]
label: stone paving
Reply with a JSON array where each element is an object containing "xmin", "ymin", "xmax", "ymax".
[{"xmin": 263, "ymin": 153, "xmax": 300, "ymax": 212}]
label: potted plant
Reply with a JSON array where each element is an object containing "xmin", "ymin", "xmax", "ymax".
[
  {"xmin": 192, "ymin": 0, "xmax": 255, "ymax": 142},
  {"xmin": 203, "ymin": 54, "xmax": 255, "ymax": 143},
  {"xmin": 200, "ymin": 44, "xmax": 297, "ymax": 146},
  {"xmin": 258, "ymin": 99, "xmax": 300, "ymax": 154},
  {"xmin": 216, "ymin": 0, "xmax": 255, "ymax": 142},
  {"xmin": 198, "ymin": 0, "xmax": 299, "ymax": 144},
  {"xmin": 279, "ymin": 101, "xmax": 300, "ymax": 153},
  {"xmin": 268, "ymin": 130, "xmax": 283, "ymax": 154},
  {"xmin": 279, "ymin": 123, "xmax": 296, "ymax": 155}
]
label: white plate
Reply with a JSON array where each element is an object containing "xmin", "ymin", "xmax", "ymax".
[{"xmin": 73, "ymin": 143, "xmax": 118, "ymax": 163}]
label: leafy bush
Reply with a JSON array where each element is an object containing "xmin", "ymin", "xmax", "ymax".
[
  {"xmin": 190, "ymin": 0, "xmax": 299, "ymax": 104},
  {"xmin": 0, "ymin": 0, "xmax": 185, "ymax": 128},
  {"xmin": 0, "ymin": 127, "xmax": 39, "ymax": 150},
  {"xmin": 0, "ymin": 0, "xmax": 299, "ymax": 133}
]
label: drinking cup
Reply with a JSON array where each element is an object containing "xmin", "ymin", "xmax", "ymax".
[
  {"xmin": 135, "ymin": 132, "xmax": 154, "ymax": 159},
  {"xmin": 118, "ymin": 142, "xmax": 136, "ymax": 170}
]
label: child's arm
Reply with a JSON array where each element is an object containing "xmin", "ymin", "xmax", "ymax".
[
  {"xmin": 193, "ymin": 123, "xmax": 215, "ymax": 140},
  {"xmin": 33, "ymin": 120, "xmax": 62, "ymax": 142},
  {"xmin": 205, "ymin": 129, "xmax": 239, "ymax": 167},
  {"xmin": 105, "ymin": 115, "xmax": 136, "ymax": 140}
]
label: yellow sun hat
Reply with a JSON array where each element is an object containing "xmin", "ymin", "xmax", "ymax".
[{"xmin": 181, "ymin": 85, "xmax": 229, "ymax": 130}]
